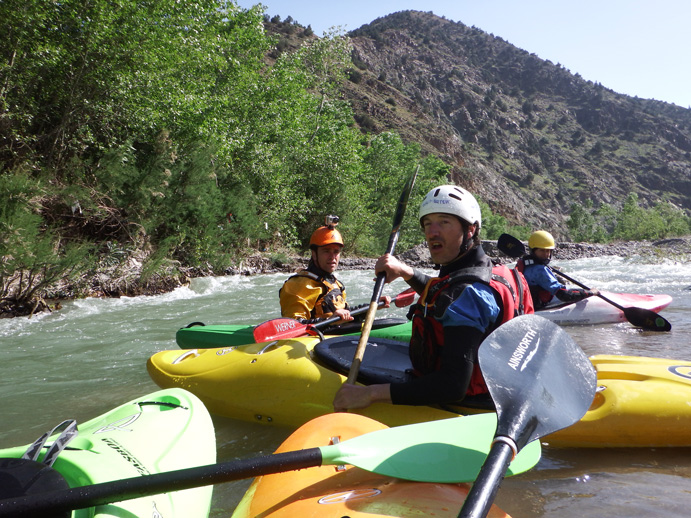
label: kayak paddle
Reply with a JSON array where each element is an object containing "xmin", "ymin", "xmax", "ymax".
[
  {"xmin": 550, "ymin": 268, "xmax": 671, "ymax": 331},
  {"xmin": 345, "ymin": 165, "xmax": 419, "ymax": 385},
  {"xmin": 496, "ymin": 233, "xmax": 672, "ymax": 332},
  {"xmin": 458, "ymin": 313, "xmax": 597, "ymax": 518},
  {"xmin": 252, "ymin": 288, "xmax": 417, "ymax": 342},
  {"xmin": 0, "ymin": 413, "xmax": 540, "ymax": 517}
]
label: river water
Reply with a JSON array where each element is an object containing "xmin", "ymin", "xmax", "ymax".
[{"xmin": 1, "ymin": 255, "xmax": 690, "ymax": 517}]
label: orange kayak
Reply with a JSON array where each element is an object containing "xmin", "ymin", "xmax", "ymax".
[{"xmin": 231, "ymin": 413, "xmax": 511, "ymax": 518}]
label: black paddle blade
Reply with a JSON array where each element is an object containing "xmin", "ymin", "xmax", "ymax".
[
  {"xmin": 479, "ymin": 314, "xmax": 597, "ymax": 449},
  {"xmin": 622, "ymin": 306, "xmax": 672, "ymax": 332},
  {"xmin": 497, "ymin": 233, "xmax": 525, "ymax": 258},
  {"xmin": 555, "ymin": 269, "xmax": 673, "ymax": 333},
  {"xmin": 458, "ymin": 314, "xmax": 597, "ymax": 518}
]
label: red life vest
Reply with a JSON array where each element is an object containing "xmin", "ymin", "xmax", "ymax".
[{"xmin": 409, "ymin": 263, "xmax": 534, "ymax": 396}]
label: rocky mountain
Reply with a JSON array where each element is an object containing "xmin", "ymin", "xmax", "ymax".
[
  {"xmin": 267, "ymin": 11, "xmax": 691, "ymax": 237},
  {"xmin": 343, "ymin": 11, "xmax": 691, "ymax": 236}
]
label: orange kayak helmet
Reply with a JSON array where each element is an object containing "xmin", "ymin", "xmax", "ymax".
[{"xmin": 309, "ymin": 226, "xmax": 344, "ymax": 250}]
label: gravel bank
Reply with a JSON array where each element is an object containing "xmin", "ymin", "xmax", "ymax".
[
  {"xmin": 239, "ymin": 237, "xmax": 691, "ymax": 275},
  {"xmin": 7, "ymin": 237, "xmax": 686, "ymax": 319}
]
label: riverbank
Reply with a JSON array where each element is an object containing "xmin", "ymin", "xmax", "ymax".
[
  {"xmin": 232, "ymin": 236, "xmax": 691, "ymax": 275},
  {"xmin": 5, "ymin": 237, "xmax": 690, "ymax": 318}
]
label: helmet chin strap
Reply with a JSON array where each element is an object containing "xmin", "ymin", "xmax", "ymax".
[
  {"xmin": 436, "ymin": 231, "xmax": 473, "ymax": 269},
  {"xmin": 528, "ymin": 251, "xmax": 551, "ymax": 266},
  {"xmin": 458, "ymin": 231, "xmax": 473, "ymax": 257}
]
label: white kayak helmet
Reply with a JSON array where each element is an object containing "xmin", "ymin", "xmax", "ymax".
[{"xmin": 419, "ymin": 185, "xmax": 482, "ymax": 229}]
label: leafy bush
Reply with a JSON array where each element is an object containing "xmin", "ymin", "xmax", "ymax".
[
  {"xmin": 0, "ymin": 172, "xmax": 93, "ymax": 311},
  {"xmin": 568, "ymin": 194, "xmax": 690, "ymax": 242}
]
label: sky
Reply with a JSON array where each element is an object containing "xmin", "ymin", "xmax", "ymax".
[{"xmin": 236, "ymin": 0, "xmax": 691, "ymax": 109}]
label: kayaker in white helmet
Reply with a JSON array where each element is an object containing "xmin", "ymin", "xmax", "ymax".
[
  {"xmin": 333, "ymin": 185, "xmax": 534, "ymax": 412},
  {"xmin": 517, "ymin": 230, "xmax": 599, "ymax": 309}
]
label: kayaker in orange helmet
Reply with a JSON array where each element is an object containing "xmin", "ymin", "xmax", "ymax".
[
  {"xmin": 333, "ymin": 185, "xmax": 534, "ymax": 412},
  {"xmin": 280, "ymin": 216, "xmax": 389, "ymax": 324},
  {"xmin": 517, "ymin": 230, "xmax": 599, "ymax": 309}
]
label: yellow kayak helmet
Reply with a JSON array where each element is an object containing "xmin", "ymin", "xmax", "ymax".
[{"xmin": 528, "ymin": 230, "xmax": 556, "ymax": 250}]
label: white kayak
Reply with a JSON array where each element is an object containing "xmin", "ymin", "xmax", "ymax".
[{"xmin": 538, "ymin": 290, "xmax": 672, "ymax": 326}]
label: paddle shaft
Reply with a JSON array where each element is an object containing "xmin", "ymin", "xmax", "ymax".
[
  {"xmin": 346, "ymin": 273, "xmax": 386, "ymax": 384},
  {"xmin": 550, "ymin": 268, "xmax": 623, "ymax": 309},
  {"xmin": 0, "ymin": 448, "xmax": 323, "ymax": 517},
  {"xmin": 302, "ymin": 301, "xmax": 382, "ymax": 331},
  {"xmin": 458, "ymin": 442, "xmax": 513, "ymax": 518},
  {"xmin": 346, "ymin": 165, "xmax": 418, "ymax": 384}
]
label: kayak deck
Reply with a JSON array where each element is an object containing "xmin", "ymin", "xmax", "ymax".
[
  {"xmin": 231, "ymin": 412, "xmax": 511, "ymax": 517},
  {"xmin": 0, "ymin": 388, "xmax": 216, "ymax": 517},
  {"xmin": 147, "ymin": 334, "xmax": 691, "ymax": 447}
]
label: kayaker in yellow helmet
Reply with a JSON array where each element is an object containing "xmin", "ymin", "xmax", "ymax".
[
  {"xmin": 333, "ymin": 185, "xmax": 534, "ymax": 412},
  {"xmin": 517, "ymin": 230, "xmax": 599, "ymax": 309},
  {"xmin": 280, "ymin": 216, "xmax": 389, "ymax": 324}
]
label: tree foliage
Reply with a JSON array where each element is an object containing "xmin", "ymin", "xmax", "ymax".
[
  {"xmin": 0, "ymin": 173, "xmax": 92, "ymax": 312},
  {"xmin": 1, "ymin": 1, "xmax": 589, "ymax": 312},
  {"xmin": 567, "ymin": 194, "xmax": 690, "ymax": 243}
]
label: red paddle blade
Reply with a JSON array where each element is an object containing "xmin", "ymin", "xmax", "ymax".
[
  {"xmin": 252, "ymin": 318, "xmax": 308, "ymax": 342},
  {"xmin": 394, "ymin": 287, "xmax": 417, "ymax": 307}
]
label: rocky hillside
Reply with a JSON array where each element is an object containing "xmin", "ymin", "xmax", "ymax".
[{"xmin": 337, "ymin": 11, "xmax": 691, "ymax": 237}]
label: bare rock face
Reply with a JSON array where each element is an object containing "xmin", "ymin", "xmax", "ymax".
[{"xmin": 339, "ymin": 10, "xmax": 691, "ymax": 234}]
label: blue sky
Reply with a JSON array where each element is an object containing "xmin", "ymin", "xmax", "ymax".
[{"xmin": 236, "ymin": 0, "xmax": 691, "ymax": 109}]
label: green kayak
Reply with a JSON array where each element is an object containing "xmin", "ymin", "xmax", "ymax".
[
  {"xmin": 176, "ymin": 317, "xmax": 412, "ymax": 349},
  {"xmin": 0, "ymin": 388, "xmax": 216, "ymax": 517}
]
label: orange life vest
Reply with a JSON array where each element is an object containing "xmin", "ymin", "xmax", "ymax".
[{"xmin": 279, "ymin": 270, "xmax": 347, "ymax": 319}]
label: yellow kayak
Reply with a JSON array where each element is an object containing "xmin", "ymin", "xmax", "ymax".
[
  {"xmin": 148, "ymin": 336, "xmax": 452, "ymax": 427},
  {"xmin": 146, "ymin": 336, "xmax": 691, "ymax": 447},
  {"xmin": 546, "ymin": 354, "xmax": 691, "ymax": 447},
  {"xmin": 231, "ymin": 412, "xmax": 512, "ymax": 518}
]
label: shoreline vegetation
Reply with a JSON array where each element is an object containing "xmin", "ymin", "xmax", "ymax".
[
  {"xmin": 7, "ymin": 237, "xmax": 689, "ymax": 320},
  {"xmin": 4, "ymin": 4, "xmax": 690, "ymax": 319}
]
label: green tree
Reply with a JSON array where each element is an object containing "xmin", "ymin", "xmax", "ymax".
[
  {"xmin": 1, "ymin": 0, "xmax": 266, "ymax": 172},
  {"xmin": 347, "ymin": 133, "xmax": 448, "ymax": 255},
  {"xmin": 219, "ymin": 30, "xmax": 366, "ymax": 249},
  {"xmin": 653, "ymin": 201, "xmax": 691, "ymax": 237},
  {"xmin": 614, "ymin": 193, "xmax": 653, "ymax": 240},
  {"xmin": 567, "ymin": 200, "xmax": 599, "ymax": 242},
  {"xmin": 1, "ymin": 173, "xmax": 92, "ymax": 313}
]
